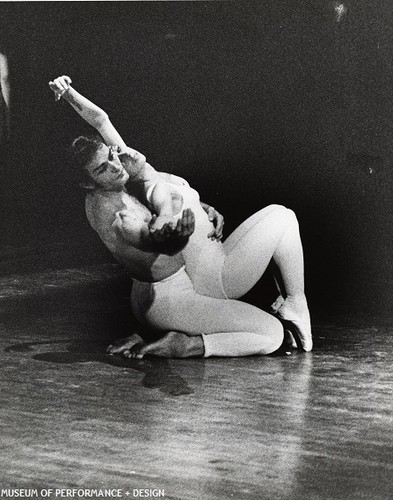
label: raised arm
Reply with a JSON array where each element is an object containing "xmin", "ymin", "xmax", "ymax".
[
  {"xmin": 49, "ymin": 75, "xmax": 182, "ymax": 230},
  {"xmin": 49, "ymin": 75, "xmax": 162, "ymax": 187},
  {"xmin": 49, "ymin": 75, "xmax": 127, "ymax": 149}
]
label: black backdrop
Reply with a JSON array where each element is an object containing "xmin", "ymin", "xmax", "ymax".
[{"xmin": 1, "ymin": 1, "xmax": 393, "ymax": 315}]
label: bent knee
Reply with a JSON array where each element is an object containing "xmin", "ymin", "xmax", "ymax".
[
  {"xmin": 265, "ymin": 203, "xmax": 288, "ymax": 213},
  {"xmin": 284, "ymin": 207, "xmax": 298, "ymax": 221},
  {"xmin": 267, "ymin": 204, "xmax": 299, "ymax": 230},
  {"xmin": 252, "ymin": 315, "xmax": 284, "ymax": 355},
  {"xmin": 267, "ymin": 204, "xmax": 297, "ymax": 215}
]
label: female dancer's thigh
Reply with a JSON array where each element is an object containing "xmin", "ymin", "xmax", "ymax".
[{"xmin": 221, "ymin": 204, "xmax": 289, "ymax": 299}]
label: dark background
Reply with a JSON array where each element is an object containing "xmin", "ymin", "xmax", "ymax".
[{"xmin": 1, "ymin": 1, "xmax": 392, "ymax": 316}]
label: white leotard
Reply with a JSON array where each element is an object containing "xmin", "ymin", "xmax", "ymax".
[{"xmin": 146, "ymin": 179, "xmax": 227, "ymax": 298}]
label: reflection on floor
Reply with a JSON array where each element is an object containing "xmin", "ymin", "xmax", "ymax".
[{"xmin": 0, "ymin": 251, "xmax": 392, "ymax": 500}]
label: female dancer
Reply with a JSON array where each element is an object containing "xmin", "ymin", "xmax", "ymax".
[{"xmin": 49, "ymin": 75, "xmax": 312, "ymax": 358}]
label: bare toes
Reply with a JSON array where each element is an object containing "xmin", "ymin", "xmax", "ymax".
[{"xmin": 106, "ymin": 334, "xmax": 143, "ymax": 354}]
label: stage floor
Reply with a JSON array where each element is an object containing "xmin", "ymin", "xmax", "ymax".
[{"xmin": 0, "ymin": 246, "xmax": 392, "ymax": 500}]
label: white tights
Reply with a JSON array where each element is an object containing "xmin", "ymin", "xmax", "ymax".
[{"xmin": 131, "ymin": 205, "xmax": 306, "ymax": 357}]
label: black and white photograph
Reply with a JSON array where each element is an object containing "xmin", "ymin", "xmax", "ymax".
[{"xmin": 0, "ymin": 1, "xmax": 392, "ymax": 498}]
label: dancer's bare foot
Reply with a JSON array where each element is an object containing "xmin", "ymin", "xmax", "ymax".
[
  {"xmin": 125, "ymin": 331, "xmax": 204, "ymax": 359},
  {"xmin": 106, "ymin": 333, "xmax": 144, "ymax": 357},
  {"xmin": 277, "ymin": 295, "xmax": 312, "ymax": 352}
]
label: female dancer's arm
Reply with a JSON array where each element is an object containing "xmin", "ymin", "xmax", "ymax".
[
  {"xmin": 149, "ymin": 171, "xmax": 224, "ymax": 240},
  {"xmin": 114, "ymin": 208, "xmax": 195, "ymax": 255}
]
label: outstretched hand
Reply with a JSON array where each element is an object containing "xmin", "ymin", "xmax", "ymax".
[
  {"xmin": 148, "ymin": 208, "xmax": 195, "ymax": 254},
  {"xmin": 49, "ymin": 75, "xmax": 72, "ymax": 101},
  {"xmin": 149, "ymin": 214, "xmax": 178, "ymax": 233}
]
